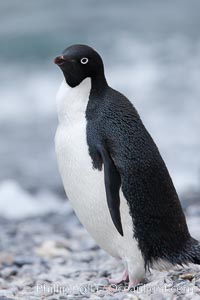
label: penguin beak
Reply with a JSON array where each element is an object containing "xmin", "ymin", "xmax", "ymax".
[{"xmin": 54, "ymin": 55, "xmax": 66, "ymax": 66}]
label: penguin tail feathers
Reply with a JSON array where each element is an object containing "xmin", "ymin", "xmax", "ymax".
[{"xmin": 186, "ymin": 238, "xmax": 200, "ymax": 265}]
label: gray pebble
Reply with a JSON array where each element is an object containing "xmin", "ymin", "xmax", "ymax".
[
  {"xmin": 1, "ymin": 205, "xmax": 200, "ymax": 300},
  {"xmin": 0, "ymin": 291, "xmax": 14, "ymax": 298},
  {"xmin": 13, "ymin": 256, "xmax": 38, "ymax": 267},
  {"xmin": 0, "ymin": 267, "xmax": 18, "ymax": 279},
  {"xmin": 190, "ymin": 296, "xmax": 200, "ymax": 300},
  {"xmin": 0, "ymin": 279, "xmax": 9, "ymax": 289},
  {"xmin": 121, "ymin": 294, "xmax": 139, "ymax": 300},
  {"xmin": 94, "ymin": 278, "xmax": 109, "ymax": 287},
  {"xmin": 0, "ymin": 297, "xmax": 15, "ymax": 300},
  {"xmin": 150, "ymin": 293, "xmax": 165, "ymax": 300}
]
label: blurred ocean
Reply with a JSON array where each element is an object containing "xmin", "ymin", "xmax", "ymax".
[{"xmin": 0, "ymin": 0, "xmax": 200, "ymax": 209}]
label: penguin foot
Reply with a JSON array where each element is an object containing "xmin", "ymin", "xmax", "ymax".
[
  {"xmin": 109, "ymin": 269, "xmax": 128, "ymax": 284},
  {"xmin": 123, "ymin": 279, "xmax": 141, "ymax": 292}
]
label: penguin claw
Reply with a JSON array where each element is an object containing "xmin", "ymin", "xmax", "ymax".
[
  {"xmin": 125, "ymin": 279, "xmax": 141, "ymax": 291},
  {"xmin": 109, "ymin": 269, "xmax": 128, "ymax": 284}
]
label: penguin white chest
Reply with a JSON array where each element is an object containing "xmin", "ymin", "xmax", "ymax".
[
  {"xmin": 55, "ymin": 78, "xmax": 120, "ymax": 255},
  {"xmin": 55, "ymin": 78, "xmax": 142, "ymax": 262}
]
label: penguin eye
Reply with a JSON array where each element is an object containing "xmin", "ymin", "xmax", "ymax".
[{"xmin": 80, "ymin": 57, "xmax": 89, "ymax": 65}]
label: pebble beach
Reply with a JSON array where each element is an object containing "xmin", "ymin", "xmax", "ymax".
[{"xmin": 0, "ymin": 183, "xmax": 200, "ymax": 300}]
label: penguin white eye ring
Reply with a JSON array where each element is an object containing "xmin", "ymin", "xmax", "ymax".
[{"xmin": 80, "ymin": 57, "xmax": 89, "ymax": 64}]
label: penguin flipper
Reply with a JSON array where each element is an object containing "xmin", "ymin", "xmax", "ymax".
[{"xmin": 96, "ymin": 144, "xmax": 124, "ymax": 236}]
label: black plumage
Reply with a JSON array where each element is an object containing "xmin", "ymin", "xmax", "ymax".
[{"xmin": 86, "ymin": 75, "xmax": 200, "ymax": 270}]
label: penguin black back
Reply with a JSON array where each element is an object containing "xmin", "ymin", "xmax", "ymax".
[{"xmin": 86, "ymin": 76, "xmax": 200, "ymax": 270}]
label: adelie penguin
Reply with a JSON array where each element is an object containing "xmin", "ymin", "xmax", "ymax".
[{"xmin": 54, "ymin": 44, "xmax": 200, "ymax": 288}]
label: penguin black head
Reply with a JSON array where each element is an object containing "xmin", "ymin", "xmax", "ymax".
[{"xmin": 54, "ymin": 44, "xmax": 106, "ymax": 88}]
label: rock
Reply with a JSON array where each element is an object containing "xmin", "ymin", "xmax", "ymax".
[
  {"xmin": 94, "ymin": 278, "xmax": 109, "ymax": 287},
  {"xmin": 36, "ymin": 273, "xmax": 64, "ymax": 283},
  {"xmin": 0, "ymin": 290, "xmax": 14, "ymax": 298},
  {"xmin": 121, "ymin": 294, "xmax": 139, "ymax": 300},
  {"xmin": 87, "ymin": 296, "xmax": 101, "ymax": 300},
  {"xmin": 17, "ymin": 264, "xmax": 43, "ymax": 277},
  {"xmin": 98, "ymin": 270, "xmax": 109, "ymax": 277},
  {"xmin": 35, "ymin": 240, "xmax": 70, "ymax": 258},
  {"xmin": 179, "ymin": 272, "xmax": 195, "ymax": 281},
  {"xmin": 0, "ymin": 253, "xmax": 14, "ymax": 267},
  {"xmin": 150, "ymin": 293, "xmax": 165, "ymax": 300},
  {"xmin": 13, "ymin": 277, "xmax": 35, "ymax": 289},
  {"xmin": 0, "ymin": 279, "xmax": 9, "ymax": 289},
  {"xmin": 108, "ymin": 298, "xmax": 122, "ymax": 300},
  {"xmin": 0, "ymin": 297, "xmax": 15, "ymax": 300},
  {"xmin": 71, "ymin": 251, "xmax": 94, "ymax": 263},
  {"xmin": 8, "ymin": 287, "xmax": 18, "ymax": 296},
  {"xmin": 0, "ymin": 267, "xmax": 18, "ymax": 278},
  {"xmin": 191, "ymin": 295, "xmax": 200, "ymax": 300},
  {"xmin": 13, "ymin": 256, "xmax": 38, "ymax": 267}
]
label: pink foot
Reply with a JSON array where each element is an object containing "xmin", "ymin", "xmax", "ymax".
[{"xmin": 109, "ymin": 269, "xmax": 129, "ymax": 284}]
